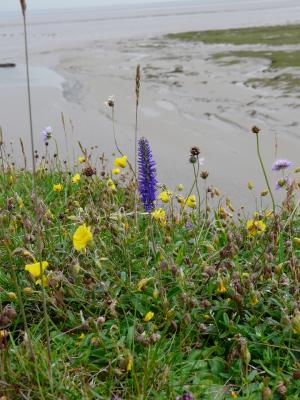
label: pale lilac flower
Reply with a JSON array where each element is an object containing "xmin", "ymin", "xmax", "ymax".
[
  {"xmin": 275, "ymin": 176, "xmax": 291, "ymax": 190},
  {"xmin": 272, "ymin": 159, "xmax": 292, "ymax": 171},
  {"xmin": 41, "ymin": 126, "xmax": 53, "ymax": 142}
]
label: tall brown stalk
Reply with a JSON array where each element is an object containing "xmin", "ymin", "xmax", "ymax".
[{"xmin": 19, "ymin": 0, "xmax": 53, "ymax": 381}]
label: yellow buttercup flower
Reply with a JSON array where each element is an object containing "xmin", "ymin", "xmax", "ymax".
[
  {"xmin": 151, "ymin": 208, "xmax": 166, "ymax": 226},
  {"xmin": 36, "ymin": 276, "xmax": 49, "ymax": 287},
  {"xmin": 114, "ymin": 155, "xmax": 127, "ymax": 169},
  {"xmin": 25, "ymin": 261, "xmax": 48, "ymax": 278},
  {"xmin": 112, "ymin": 168, "xmax": 120, "ymax": 175},
  {"xmin": 246, "ymin": 220, "xmax": 266, "ymax": 236},
  {"xmin": 217, "ymin": 278, "xmax": 227, "ymax": 293},
  {"xmin": 53, "ymin": 183, "xmax": 63, "ymax": 192},
  {"xmin": 73, "ymin": 224, "xmax": 93, "ymax": 251},
  {"xmin": 144, "ymin": 311, "xmax": 154, "ymax": 322},
  {"xmin": 71, "ymin": 173, "xmax": 81, "ymax": 184},
  {"xmin": 186, "ymin": 194, "xmax": 196, "ymax": 209},
  {"xmin": 137, "ymin": 277, "xmax": 153, "ymax": 291},
  {"xmin": 158, "ymin": 191, "xmax": 172, "ymax": 203},
  {"xmin": 250, "ymin": 295, "xmax": 259, "ymax": 306},
  {"xmin": 107, "ymin": 178, "xmax": 117, "ymax": 191},
  {"xmin": 127, "ymin": 355, "xmax": 133, "ymax": 371},
  {"xmin": 78, "ymin": 156, "xmax": 85, "ymax": 163}
]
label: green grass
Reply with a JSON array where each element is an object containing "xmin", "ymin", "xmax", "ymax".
[
  {"xmin": 213, "ymin": 50, "xmax": 300, "ymax": 70},
  {"xmin": 245, "ymin": 73, "xmax": 300, "ymax": 93},
  {"xmin": 165, "ymin": 24, "xmax": 300, "ymax": 46},
  {"xmin": 1, "ymin": 145, "xmax": 300, "ymax": 399}
]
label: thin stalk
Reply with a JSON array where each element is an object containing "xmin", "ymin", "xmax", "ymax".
[
  {"xmin": 255, "ymin": 132, "xmax": 276, "ymax": 215},
  {"xmin": 20, "ymin": 0, "xmax": 53, "ymax": 382}
]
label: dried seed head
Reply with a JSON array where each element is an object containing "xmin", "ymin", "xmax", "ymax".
[
  {"xmin": 251, "ymin": 125, "xmax": 260, "ymax": 134},
  {"xmin": 200, "ymin": 170, "xmax": 209, "ymax": 179},
  {"xmin": 20, "ymin": 0, "xmax": 27, "ymax": 16},
  {"xmin": 190, "ymin": 146, "xmax": 200, "ymax": 156},
  {"xmin": 82, "ymin": 166, "xmax": 96, "ymax": 177}
]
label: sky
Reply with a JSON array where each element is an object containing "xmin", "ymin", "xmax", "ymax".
[{"xmin": 2, "ymin": 0, "xmax": 182, "ymax": 12}]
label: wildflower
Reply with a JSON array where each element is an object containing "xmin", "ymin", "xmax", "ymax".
[
  {"xmin": 23, "ymin": 287, "xmax": 33, "ymax": 296},
  {"xmin": 73, "ymin": 224, "xmax": 93, "ymax": 251},
  {"xmin": 137, "ymin": 277, "xmax": 153, "ymax": 291},
  {"xmin": 272, "ymin": 159, "xmax": 293, "ymax": 171},
  {"xmin": 190, "ymin": 146, "xmax": 200, "ymax": 156},
  {"xmin": 41, "ymin": 126, "xmax": 53, "ymax": 142},
  {"xmin": 7, "ymin": 292, "xmax": 17, "ymax": 301},
  {"xmin": 112, "ymin": 168, "xmax": 120, "ymax": 175},
  {"xmin": 186, "ymin": 195, "xmax": 196, "ymax": 209},
  {"xmin": 176, "ymin": 391, "xmax": 194, "ymax": 400},
  {"xmin": 76, "ymin": 333, "xmax": 86, "ymax": 346},
  {"xmin": 217, "ymin": 278, "xmax": 227, "ymax": 293},
  {"xmin": 230, "ymin": 391, "xmax": 238, "ymax": 399},
  {"xmin": 177, "ymin": 184, "xmax": 184, "ymax": 191},
  {"xmin": 107, "ymin": 178, "xmax": 117, "ymax": 191},
  {"xmin": 138, "ymin": 137, "xmax": 157, "ymax": 212},
  {"xmin": 114, "ymin": 155, "xmax": 127, "ymax": 169},
  {"xmin": 82, "ymin": 166, "xmax": 96, "ymax": 177},
  {"xmin": 35, "ymin": 276, "xmax": 49, "ymax": 287},
  {"xmin": 144, "ymin": 311, "xmax": 154, "ymax": 322},
  {"xmin": 260, "ymin": 190, "xmax": 269, "ymax": 197},
  {"xmin": 250, "ymin": 295, "xmax": 259, "ymax": 306},
  {"xmin": 275, "ymin": 176, "xmax": 291, "ymax": 190},
  {"xmin": 25, "ymin": 261, "xmax": 48, "ymax": 278},
  {"xmin": 246, "ymin": 219, "xmax": 266, "ymax": 236},
  {"xmin": 127, "ymin": 354, "xmax": 133, "ymax": 371},
  {"xmin": 158, "ymin": 190, "xmax": 172, "ymax": 203},
  {"xmin": 104, "ymin": 95, "xmax": 115, "ymax": 108},
  {"xmin": 53, "ymin": 183, "xmax": 63, "ymax": 192},
  {"xmin": 71, "ymin": 173, "xmax": 81, "ymax": 184},
  {"xmin": 265, "ymin": 210, "xmax": 273, "ymax": 218},
  {"xmin": 247, "ymin": 181, "xmax": 254, "ymax": 190},
  {"xmin": 78, "ymin": 156, "xmax": 85, "ymax": 163},
  {"xmin": 151, "ymin": 208, "xmax": 166, "ymax": 225}
]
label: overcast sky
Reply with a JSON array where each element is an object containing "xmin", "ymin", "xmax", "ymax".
[{"xmin": 2, "ymin": 0, "xmax": 182, "ymax": 12}]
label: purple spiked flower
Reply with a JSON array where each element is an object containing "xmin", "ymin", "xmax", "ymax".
[
  {"xmin": 272, "ymin": 159, "xmax": 292, "ymax": 171},
  {"xmin": 138, "ymin": 137, "xmax": 157, "ymax": 212}
]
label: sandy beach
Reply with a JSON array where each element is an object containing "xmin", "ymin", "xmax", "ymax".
[{"xmin": 1, "ymin": 0, "xmax": 300, "ymax": 207}]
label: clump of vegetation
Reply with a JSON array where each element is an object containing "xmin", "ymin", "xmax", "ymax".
[
  {"xmin": 2, "ymin": 3, "xmax": 300, "ymax": 399},
  {"xmin": 166, "ymin": 24, "xmax": 300, "ymax": 46}
]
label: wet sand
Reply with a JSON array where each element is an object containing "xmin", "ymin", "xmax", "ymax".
[{"xmin": 1, "ymin": 0, "xmax": 300, "ymax": 208}]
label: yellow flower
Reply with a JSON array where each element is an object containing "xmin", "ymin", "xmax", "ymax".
[
  {"xmin": 186, "ymin": 195, "xmax": 196, "ymax": 209},
  {"xmin": 265, "ymin": 210, "xmax": 273, "ymax": 218},
  {"xmin": 36, "ymin": 276, "xmax": 49, "ymax": 287},
  {"xmin": 217, "ymin": 279, "xmax": 227, "ymax": 293},
  {"xmin": 73, "ymin": 224, "xmax": 93, "ymax": 251},
  {"xmin": 71, "ymin": 173, "xmax": 81, "ymax": 184},
  {"xmin": 112, "ymin": 168, "xmax": 120, "ymax": 175},
  {"xmin": 158, "ymin": 191, "xmax": 172, "ymax": 203},
  {"xmin": 127, "ymin": 355, "xmax": 133, "ymax": 371},
  {"xmin": 114, "ymin": 155, "xmax": 127, "ymax": 168},
  {"xmin": 144, "ymin": 311, "xmax": 154, "ymax": 322},
  {"xmin": 53, "ymin": 183, "xmax": 63, "ymax": 192},
  {"xmin": 137, "ymin": 277, "xmax": 153, "ymax": 291},
  {"xmin": 250, "ymin": 295, "xmax": 259, "ymax": 306},
  {"xmin": 247, "ymin": 181, "xmax": 254, "ymax": 190},
  {"xmin": 78, "ymin": 156, "xmax": 85, "ymax": 163},
  {"xmin": 246, "ymin": 220, "xmax": 266, "ymax": 236},
  {"xmin": 76, "ymin": 333, "xmax": 86, "ymax": 346},
  {"xmin": 107, "ymin": 178, "xmax": 116, "ymax": 191},
  {"xmin": 230, "ymin": 391, "xmax": 238, "ymax": 399},
  {"xmin": 151, "ymin": 208, "xmax": 166, "ymax": 226},
  {"xmin": 25, "ymin": 261, "xmax": 49, "ymax": 278}
]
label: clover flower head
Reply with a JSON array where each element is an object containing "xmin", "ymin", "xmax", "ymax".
[{"xmin": 272, "ymin": 159, "xmax": 293, "ymax": 171}]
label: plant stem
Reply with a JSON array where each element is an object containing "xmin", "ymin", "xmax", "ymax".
[{"xmin": 255, "ymin": 132, "xmax": 276, "ymax": 214}]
